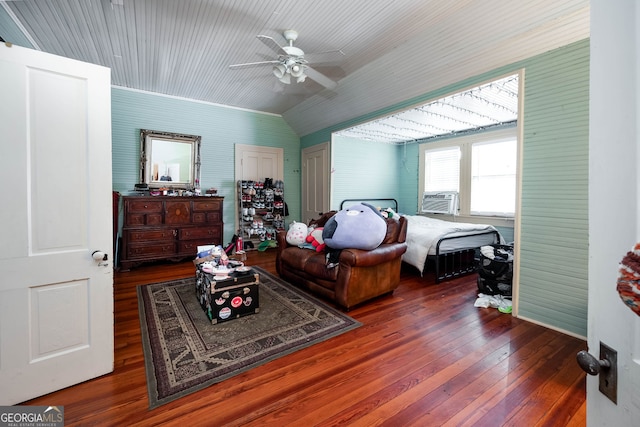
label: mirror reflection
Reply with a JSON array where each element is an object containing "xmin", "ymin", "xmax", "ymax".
[{"xmin": 140, "ymin": 129, "xmax": 201, "ymax": 189}]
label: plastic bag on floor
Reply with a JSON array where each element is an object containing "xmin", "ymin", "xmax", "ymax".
[{"xmin": 474, "ymin": 293, "xmax": 512, "ymax": 313}]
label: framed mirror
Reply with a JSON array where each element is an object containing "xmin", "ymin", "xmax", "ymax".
[{"xmin": 140, "ymin": 129, "xmax": 201, "ymax": 189}]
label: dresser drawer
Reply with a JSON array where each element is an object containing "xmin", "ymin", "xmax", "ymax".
[
  {"xmin": 127, "ymin": 200, "xmax": 163, "ymax": 213},
  {"xmin": 193, "ymin": 199, "xmax": 222, "ymax": 212},
  {"xmin": 126, "ymin": 242, "xmax": 176, "ymax": 259},
  {"xmin": 124, "ymin": 199, "xmax": 164, "ymax": 226},
  {"xmin": 125, "ymin": 228, "xmax": 176, "ymax": 242},
  {"xmin": 126, "ymin": 213, "xmax": 163, "ymax": 226},
  {"xmin": 179, "ymin": 226, "xmax": 221, "ymax": 241},
  {"xmin": 192, "ymin": 211, "xmax": 221, "ymax": 223},
  {"xmin": 178, "ymin": 239, "xmax": 212, "ymax": 254}
]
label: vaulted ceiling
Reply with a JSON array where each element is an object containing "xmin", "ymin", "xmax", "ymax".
[
  {"xmin": 0, "ymin": 0, "xmax": 590, "ymax": 138},
  {"xmin": 335, "ymin": 73, "xmax": 519, "ymax": 144}
]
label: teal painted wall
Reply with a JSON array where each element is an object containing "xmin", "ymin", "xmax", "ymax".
[
  {"xmin": 112, "ymin": 88, "xmax": 300, "ymax": 244},
  {"xmin": 518, "ymin": 41, "xmax": 589, "ymax": 336},
  {"xmin": 0, "ymin": 8, "xmax": 34, "ymax": 48},
  {"xmin": 302, "ymin": 39, "xmax": 590, "ymax": 337},
  {"xmin": 331, "ymin": 135, "xmax": 400, "ymax": 210}
]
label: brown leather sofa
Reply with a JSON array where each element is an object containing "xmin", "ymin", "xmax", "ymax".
[{"xmin": 276, "ymin": 212, "xmax": 408, "ymax": 310}]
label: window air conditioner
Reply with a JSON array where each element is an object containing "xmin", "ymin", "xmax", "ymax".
[{"xmin": 421, "ymin": 191, "xmax": 458, "ymax": 214}]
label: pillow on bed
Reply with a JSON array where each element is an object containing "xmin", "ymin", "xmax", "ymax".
[{"xmin": 322, "ymin": 203, "xmax": 387, "ymax": 250}]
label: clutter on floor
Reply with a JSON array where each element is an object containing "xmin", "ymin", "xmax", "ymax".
[{"xmin": 474, "ymin": 293, "xmax": 513, "ymax": 314}]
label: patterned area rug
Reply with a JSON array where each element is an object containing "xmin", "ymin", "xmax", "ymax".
[{"xmin": 137, "ymin": 266, "xmax": 361, "ymax": 409}]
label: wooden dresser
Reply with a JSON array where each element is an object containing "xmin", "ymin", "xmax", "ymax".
[{"xmin": 120, "ymin": 195, "xmax": 224, "ymax": 270}]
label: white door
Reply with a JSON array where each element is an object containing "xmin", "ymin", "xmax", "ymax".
[
  {"xmin": 234, "ymin": 144, "xmax": 284, "ymax": 231},
  {"xmin": 0, "ymin": 45, "xmax": 113, "ymax": 405},
  {"xmin": 586, "ymin": 1, "xmax": 640, "ymax": 425},
  {"xmin": 301, "ymin": 142, "xmax": 330, "ymax": 224},
  {"xmin": 235, "ymin": 144, "xmax": 283, "ymax": 182}
]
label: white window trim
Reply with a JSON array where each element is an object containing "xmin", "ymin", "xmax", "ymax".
[{"xmin": 418, "ymin": 127, "xmax": 519, "ymax": 228}]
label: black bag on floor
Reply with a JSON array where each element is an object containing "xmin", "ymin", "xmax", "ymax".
[{"xmin": 477, "ymin": 244, "xmax": 514, "ymax": 296}]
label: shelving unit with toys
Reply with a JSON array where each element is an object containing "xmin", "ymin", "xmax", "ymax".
[{"xmin": 238, "ymin": 178, "xmax": 285, "ymax": 250}]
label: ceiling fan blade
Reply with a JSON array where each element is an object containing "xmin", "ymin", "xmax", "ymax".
[
  {"xmin": 256, "ymin": 35, "xmax": 287, "ymax": 55},
  {"xmin": 304, "ymin": 66, "xmax": 338, "ymax": 90},
  {"xmin": 229, "ymin": 60, "xmax": 279, "ymax": 69},
  {"xmin": 304, "ymin": 49, "xmax": 345, "ymax": 65}
]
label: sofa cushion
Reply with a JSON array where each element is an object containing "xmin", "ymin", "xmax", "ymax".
[
  {"xmin": 279, "ymin": 246, "xmax": 310, "ymax": 271},
  {"xmin": 303, "ymin": 254, "xmax": 339, "ymax": 281},
  {"xmin": 279, "ymin": 246, "xmax": 338, "ymax": 281}
]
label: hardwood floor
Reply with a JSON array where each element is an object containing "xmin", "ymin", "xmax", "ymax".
[{"xmin": 24, "ymin": 250, "xmax": 587, "ymax": 426}]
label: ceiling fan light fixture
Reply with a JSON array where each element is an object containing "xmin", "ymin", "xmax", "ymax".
[
  {"xmin": 273, "ymin": 64, "xmax": 287, "ymax": 79},
  {"xmin": 296, "ymin": 74, "xmax": 307, "ymax": 83},
  {"xmin": 279, "ymin": 73, "xmax": 291, "ymax": 84},
  {"xmin": 290, "ymin": 64, "xmax": 304, "ymax": 78}
]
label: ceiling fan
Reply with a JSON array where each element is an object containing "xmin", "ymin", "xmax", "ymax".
[{"xmin": 229, "ymin": 30, "xmax": 343, "ymax": 90}]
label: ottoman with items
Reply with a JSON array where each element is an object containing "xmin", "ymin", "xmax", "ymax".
[{"xmin": 194, "ymin": 245, "xmax": 259, "ymax": 324}]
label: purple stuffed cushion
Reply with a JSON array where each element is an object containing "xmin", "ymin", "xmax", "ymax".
[{"xmin": 322, "ymin": 203, "xmax": 386, "ymax": 250}]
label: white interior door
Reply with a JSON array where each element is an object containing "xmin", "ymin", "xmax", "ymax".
[
  {"xmin": 301, "ymin": 142, "xmax": 330, "ymax": 224},
  {"xmin": 235, "ymin": 144, "xmax": 283, "ymax": 182},
  {"xmin": 0, "ymin": 45, "xmax": 113, "ymax": 405},
  {"xmin": 586, "ymin": 1, "xmax": 640, "ymax": 424},
  {"xmin": 234, "ymin": 144, "xmax": 284, "ymax": 232}
]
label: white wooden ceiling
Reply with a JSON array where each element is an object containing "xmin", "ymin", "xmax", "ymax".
[
  {"xmin": 0, "ymin": 0, "xmax": 590, "ymax": 137},
  {"xmin": 336, "ymin": 73, "xmax": 520, "ymax": 144}
]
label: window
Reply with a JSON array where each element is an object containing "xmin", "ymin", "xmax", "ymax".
[
  {"xmin": 419, "ymin": 128, "xmax": 517, "ymax": 218},
  {"xmin": 471, "ymin": 138, "xmax": 517, "ymax": 215},
  {"xmin": 424, "ymin": 147, "xmax": 460, "ymax": 192}
]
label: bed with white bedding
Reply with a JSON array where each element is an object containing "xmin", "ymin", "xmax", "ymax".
[
  {"xmin": 338, "ymin": 198, "xmax": 502, "ymax": 283},
  {"xmin": 403, "ymin": 215, "xmax": 502, "ymax": 282}
]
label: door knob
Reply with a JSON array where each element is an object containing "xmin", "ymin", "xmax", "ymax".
[
  {"xmin": 92, "ymin": 250, "xmax": 108, "ymax": 261},
  {"xmin": 92, "ymin": 250, "xmax": 109, "ymax": 267},
  {"xmin": 576, "ymin": 342, "xmax": 617, "ymax": 404},
  {"xmin": 576, "ymin": 350, "xmax": 610, "ymax": 375}
]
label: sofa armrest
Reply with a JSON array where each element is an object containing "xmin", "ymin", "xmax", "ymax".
[
  {"xmin": 338, "ymin": 242, "xmax": 407, "ymax": 268},
  {"xmin": 276, "ymin": 229, "xmax": 288, "ymax": 250}
]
